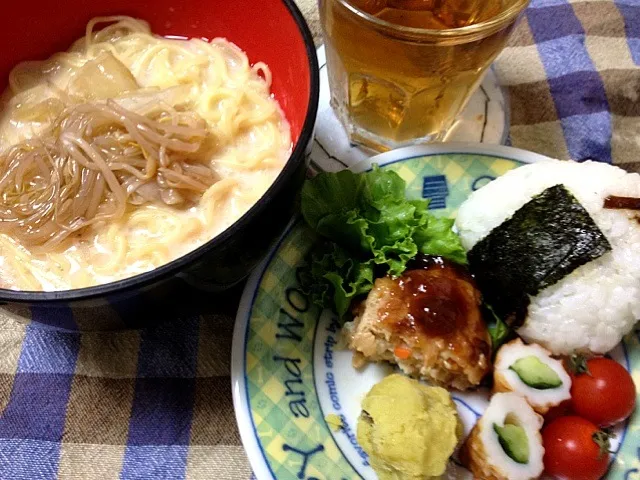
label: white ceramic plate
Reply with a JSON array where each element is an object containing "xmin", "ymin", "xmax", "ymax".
[{"xmin": 232, "ymin": 144, "xmax": 635, "ymax": 480}]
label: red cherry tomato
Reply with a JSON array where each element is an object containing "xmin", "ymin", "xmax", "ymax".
[
  {"xmin": 570, "ymin": 356, "xmax": 636, "ymax": 427},
  {"xmin": 542, "ymin": 416, "xmax": 610, "ymax": 480},
  {"xmin": 544, "ymin": 399, "xmax": 572, "ymax": 425}
]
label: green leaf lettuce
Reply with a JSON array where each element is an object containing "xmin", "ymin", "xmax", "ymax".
[{"xmin": 300, "ymin": 166, "xmax": 467, "ymax": 316}]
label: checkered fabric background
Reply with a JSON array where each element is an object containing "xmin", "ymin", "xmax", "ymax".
[
  {"xmin": 0, "ymin": 313, "xmax": 246, "ymax": 480},
  {"xmin": 495, "ymin": 0, "xmax": 640, "ymax": 167},
  {"xmin": 0, "ymin": 0, "xmax": 637, "ymax": 478}
]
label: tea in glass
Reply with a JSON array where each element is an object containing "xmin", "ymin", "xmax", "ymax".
[{"xmin": 319, "ymin": 0, "xmax": 529, "ymax": 151}]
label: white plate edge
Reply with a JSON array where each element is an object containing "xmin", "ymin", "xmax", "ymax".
[
  {"xmin": 352, "ymin": 142, "xmax": 555, "ymax": 172},
  {"xmin": 231, "ymin": 219, "xmax": 298, "ymax": 480}
]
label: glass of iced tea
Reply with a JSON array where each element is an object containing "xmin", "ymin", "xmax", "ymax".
[{"xmin": 319, "ymin": 0, "xmax": 529, "ymax": 151}]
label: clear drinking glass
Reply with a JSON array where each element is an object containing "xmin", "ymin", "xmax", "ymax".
[{"xmin": 319, "ymin": 0, "xmax": 530, "ymax": 151}]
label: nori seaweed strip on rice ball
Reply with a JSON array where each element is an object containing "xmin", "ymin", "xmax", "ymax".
[
  {"xmin": 456, "ymin": 160, "xmax": 640, "ymax": 355},
  {"xmin": 467, "ymin": 184, "xmax": 611, "ymax": 326}
]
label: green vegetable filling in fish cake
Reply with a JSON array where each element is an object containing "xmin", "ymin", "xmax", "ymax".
[
  {"xmin": 494, "ymin": 423, "xmax": 530, "ymax": 464},
  {"xmin": 509, "ymin": 356, "xmax": 562, "ymax": 390},
  {"xmin": 468, "ymin": 184, "xmax": 611, "ymax": 327}
]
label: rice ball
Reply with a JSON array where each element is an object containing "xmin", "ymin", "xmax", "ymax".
[{"xmin": 455, "ymin": 160, "xmax": 640, "ymax": 355}]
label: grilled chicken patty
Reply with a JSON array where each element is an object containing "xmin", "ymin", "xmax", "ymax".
[{"xmin": 344, "ymin": 255, "xmax": 491, "ymax": 390}]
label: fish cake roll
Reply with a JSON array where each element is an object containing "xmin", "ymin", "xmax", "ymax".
[
  {"xmin": 461, "ymin": 393, "xmax": 544, "ymax": 480},
  {"xmin": 493, "ymin": 339, "xmax": 571, "ymax": 414}
]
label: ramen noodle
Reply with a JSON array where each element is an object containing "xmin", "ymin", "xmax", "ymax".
[{"xmin": 0, "ymin": 17, "xmax": 291, "ymax": 291}]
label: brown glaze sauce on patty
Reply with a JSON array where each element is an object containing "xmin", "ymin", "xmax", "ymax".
[
  {"xmin": 377, "ymin": 255, "xmax": 490, "ymax": 362},
  {"xmin": 398, "ymin": 268, "xmax": 471, "ymax": 338}
]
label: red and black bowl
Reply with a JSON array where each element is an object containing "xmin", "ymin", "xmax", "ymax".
[{"xmin": 0, "ymin": 0, "xmax": 320, "ymax": 330}]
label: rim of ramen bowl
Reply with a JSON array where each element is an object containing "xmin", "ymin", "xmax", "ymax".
[
  {"xmin": 333, "ymin": 0, "xmax": 531, "ymax": 41},
  {"xmin": 0, "ymin": 0, "xmax": 320, "ymax": 304}
]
